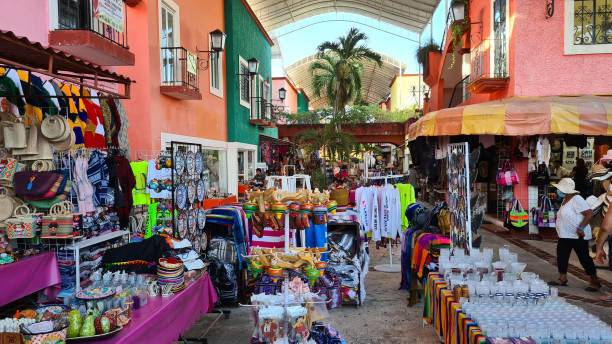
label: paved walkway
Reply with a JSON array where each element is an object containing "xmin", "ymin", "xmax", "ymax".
[{"xmin": 184, "ymin": 227, "xmax": 611, "ymax": 343}]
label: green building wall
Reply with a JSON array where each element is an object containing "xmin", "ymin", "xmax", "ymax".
[
  {"xmin": 224, "ymin": 0, "xmax": 278, "ymax": 146},
  {"xmin": 297, "ymin": 91, "xmax": 310, "ymax": 113}
]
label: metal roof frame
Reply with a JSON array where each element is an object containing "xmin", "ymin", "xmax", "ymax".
[
  {"xmin": 246, "ymin": 0, "xmax": 440, "ymax": 33},
  {"xmin": 285, "ymin": 52, "xmax": 406, "ymax": 109}
]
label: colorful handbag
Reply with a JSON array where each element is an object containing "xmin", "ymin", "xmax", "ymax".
[
  {"xmin": 537, "ymin": 195, "xmax": 556, "ymax": 228},
  {"xmin": 13, "ymin": 171, "xmax": 62, "ymax": 199},
  {"xmin": 41, "ymin": 201, "xmax": 75, "ymax": 237},
  {"xmin": 5, "ymin": 204, "xmax": 36, "ymax": 239},
  {"xmin": 496, "ymin": 160, "xmax": 520, "ymax": 186},
  {"xmin": 509, "ymin": 199, "xmax": 529, "ymax": 228}
]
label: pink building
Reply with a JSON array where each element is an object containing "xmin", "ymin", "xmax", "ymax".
[
  {"xmin": 424, "ymin": 0, "xmax": 612, "ymax": 113},
  {"xmin": 272, "ymin": 77, "xmax": 298, "ymax": 114}
]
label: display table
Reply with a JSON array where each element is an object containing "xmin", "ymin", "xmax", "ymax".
[
  {"xmin": 0, "ymin": 252, "xmax": 61, "ymax": 307},
  {"xmin": 423, "ymin": 273, "xmax": 486, "ymax": 344},
  {"xmin": 203, "ymin": 196, "xmax": 238, "ymax": 209},
  {"xmin": 94, "ymin": 273, "xmax": 218, "ymax": 344}
]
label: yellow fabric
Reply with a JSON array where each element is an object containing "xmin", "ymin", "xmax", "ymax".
[
  {"xmin": 17, "ymin": 70, "xmax": 42, "ymax": 125},
  {"xmin": 603, "ymin": 102, "xmax": 612, "ymax": 135},
  {"xmin": 551, "ymin": 103, "xmax": 580, "ymax": 134},
  {"xmin": 60, "ymin": 83, "xmax": 78, "ymax": 114},
  {"xmin": 421, "ymin": 111, "xmax": 437, "ymax": 137},
  {"xmin": 462, "ymin": 102, "xmax": 505, "ymax": 135}
]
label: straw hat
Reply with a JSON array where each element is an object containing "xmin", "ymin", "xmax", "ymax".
[
  {"xmin": 586, "ymin": 195, "xmax": 604, "ymax": 211},
  {"xmin": 552, "ymin": 178, "xmax": 579, "ymax": 194},
  {"xmin": 590, "ymin": 163, "xmax": 612, "ymax": 181}
]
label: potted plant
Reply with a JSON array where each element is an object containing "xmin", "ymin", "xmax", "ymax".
[
  {"xmin": 448, "ymin": 20, "xmax": 469, "ymax": 69},
  {"xmin": 416, "ymin": 41, "xmax": 440, "ymax": 75}
]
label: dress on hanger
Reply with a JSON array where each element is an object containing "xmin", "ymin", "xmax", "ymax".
[{"xmin": 74, "ymin": 155, "xmax": 95, "ymax": 214}]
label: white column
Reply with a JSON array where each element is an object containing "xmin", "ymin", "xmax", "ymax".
[{"xmin": 226, "ymin": 147, "xmax": 239, "ymax": 196}]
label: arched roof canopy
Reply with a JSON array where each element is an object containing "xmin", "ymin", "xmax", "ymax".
[
  {"xmin": 246, "ymin": 0, "xmax": 440, "ymax": 33},
  {"xmin": 286, "ymin": 53, "xmax": 406, "ymax": 109}
]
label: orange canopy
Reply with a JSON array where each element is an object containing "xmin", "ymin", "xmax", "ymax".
[{"xmin": 408, "ymin": 96, "xmax": 612, "ymax": 141}]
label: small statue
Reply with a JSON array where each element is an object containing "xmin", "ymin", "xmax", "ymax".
[{"xmin": 261, "ymin": 319, "xmax": 278, "ymax": 343}]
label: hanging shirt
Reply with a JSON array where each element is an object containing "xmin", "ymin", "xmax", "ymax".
[
  {"xmin": 397, "ymin": 183, "xmax": 416, "ymax": 230},
  {"xmin": 131, "ymin": 161, "xmax": 151, "ymax": 206},
  {"xmin": 82, "ymin": 90, "xmax": 106, "ymax": 148},
  {"xmin": 147, "ymin": 160, "xmax": 171, "ymax": 199},
  {"xmin": 87, "ymin": 150, "xmax": 111, "ymax": 207},
  {"xmin": 356, "ymin": 186, "xmax": 380, "ymax": 240}
]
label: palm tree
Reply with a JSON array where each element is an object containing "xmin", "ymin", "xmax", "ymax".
[{"xmin": 310, "ymin": 28, "xmax": 383, "ymax": 119}]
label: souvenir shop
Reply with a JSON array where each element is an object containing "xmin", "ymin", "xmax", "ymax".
[
  {"xmin": 259, "ymin": 135, "xmax": 302, "ymax": 176},
  {"xmin": 0, "ymin": 33, "xmax": 220, "ymax": 343},
  {"xmin": 407, "ymin": 96, "xmax": 612, "ymax": 237}
]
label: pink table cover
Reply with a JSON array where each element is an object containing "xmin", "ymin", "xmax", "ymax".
[
  {"xmin": 94, "ymin": 273, "xmax": 218, "ymax": 344},
  {"xmin": 0, "ymin": 252, "xmax": 61, "ymax": 307}
]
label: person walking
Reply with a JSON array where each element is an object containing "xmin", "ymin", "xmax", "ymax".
[
  {"xmin": 548, "ymin": 178, "xmax": 601, "ymax": 292},
  {"xmin": 572, "ymin": 158, "xmax": 589, "ymax": 196}
]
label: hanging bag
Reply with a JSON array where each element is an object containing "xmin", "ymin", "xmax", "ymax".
[
  {"xmin": 6, "ymin": 204, "xmax": 37, "ymax": 239},
  {"xmin": 42, "ymin": 201, "xmax": 75, "ymax": 237},
  {"xmin": 509, "ymin": 199, "xmax": 529, "ymax": 229},
  {"xmin": 496, "ymin": 160, "xmax": 520, "ymax": 186},
  {"xmin": 537, "ymin": 195, "xmax": 556, "ymax": 228}
]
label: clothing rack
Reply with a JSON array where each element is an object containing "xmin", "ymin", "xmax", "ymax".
[{"xmin": 364, "ymin": 175, "xmax": 405, "ymax": 273}]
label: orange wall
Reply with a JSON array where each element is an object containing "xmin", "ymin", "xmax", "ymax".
[
  {"xmin": 272, "ymin": 77, "xmax": 298, "ymax": 114},
  {"xmin": 118, "ymin": 0, "xmax": 227, "ymax": 156}
]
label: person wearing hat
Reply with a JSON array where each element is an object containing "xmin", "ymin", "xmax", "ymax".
[
  {"xmin": 549, "ymin": 178, "xmax": 601, "ymax": 291},
  {"xmin": 595, "ymin": 208, "xmax": 611, "ymax": 301}
]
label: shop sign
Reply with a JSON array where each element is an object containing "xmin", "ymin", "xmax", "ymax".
[
  {"xmin": 187, "ymin": 52, "xmax": 198, "ymax": 76},
  {"xmin": 95, "ymin": 0, "xmax": 125, "ymax": 33}
]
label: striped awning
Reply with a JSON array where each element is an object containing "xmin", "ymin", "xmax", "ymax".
[{"xmin": 407, "ymin": 96, "xmax": 612, "ymax": 141}]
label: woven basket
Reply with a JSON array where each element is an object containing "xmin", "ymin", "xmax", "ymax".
[
  {"xmin": 329, "ymin": 188, "xmax": 349, "ymax": 207},
  {"xmin": 41, "ymin": 201, "xmax": 74, "ymax": 237}
]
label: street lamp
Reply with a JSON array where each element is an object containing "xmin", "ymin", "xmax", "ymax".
[
  {"xmin": 196, "ymin": 29, "xmax": 226, "ymax": 70},
  {"xmin": 450, "ymin": 0, "xmax": 466, "ymax": 22},
  {"xmin": 209, "ymin": 29, "xmax": 226, "ymax": 52},
  {"xmin": 278, "ymin": 87, "xmax": 286, "ymax": 101},
  {"xmin": 247, "ymin": 58, "xmax": 259, "ymax": 76}
]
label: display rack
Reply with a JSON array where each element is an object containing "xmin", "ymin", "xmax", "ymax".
[
  {"xmin": 66, "ymin": 230, "xmax": 130, "ymax": 292},
  {"xmin": 170, "ymin": 141, "xmax": 203, "ymax": 241},
  {"xmin": 369, "ymin": 174, "xmax": 405, "ymax": 273}
]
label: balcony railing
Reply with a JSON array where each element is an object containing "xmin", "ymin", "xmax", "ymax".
[
  {"xmin": 161, "ymin": 47, "xmax": 199, "ymax": 92},
  {"xmin": 448, "ymin": 75, "xmax": 470, "ymax": 108},
  {"xmin": 56, "ymin": 0, "xmax": 128, "ymax": 48},
  {"xmin": 470, "ymin": 39, "xmax": 508, "ymax": 81},
  {"xmin": 250, "ymin": 97, "xmax": 276, "ymax": 127},
  {"xmin": 469, "ymin": 39, "xmax": 509, "ymax": 93}
]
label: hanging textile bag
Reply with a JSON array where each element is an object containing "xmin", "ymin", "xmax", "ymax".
[
  {"xmin": 496, "ymin": 160, "xmax": 520, "ymax": 186},
  {"xmin": 508, "ymin": 199, "xmax": 529, "ymax": 229},
  {"xmin": 42, "ymin": 201, "xmax": 74, "ymax": 237},
  {"xmin": 13, "ymin": 171, "xmax": 62, "ymax": 199},
  {"xmin": 537, "ymin": 196, "xmax": 556, "ymax": 228},
  {"xmin": 5, "ymin": 204, "xmax": 36, "ymax": 239},
  {"xmin": 528, "ymin": 163, "xmax": 550, "ymax": 186}
]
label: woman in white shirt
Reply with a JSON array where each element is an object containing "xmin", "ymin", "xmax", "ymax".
[{"xmin": 549, "ymin": 178, "xmax": 600, "ymax": 291}]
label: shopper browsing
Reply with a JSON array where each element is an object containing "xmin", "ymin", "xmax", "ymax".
[{"xmin": 548, "ymin": 178, "xmax": 601, "ymax": 292}]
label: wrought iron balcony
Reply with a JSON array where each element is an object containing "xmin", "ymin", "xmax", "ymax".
[
  {"xmin": 160, "ymin": 47, "xmax": 202, "ymax": 100},
  {"xmin": 469, "ymin": 39, "xmax": 509, "ymax": 94},
  {"xmin": 49, "ymin": 0, "xmax": 134, "ymax": 66},
  {"xmin": 448, "ymin": 75, "xmax": 471, "ymax": 108},
  {"xmin": 249, "ymin": 97, "xmax": 277, "ymax": 128}
]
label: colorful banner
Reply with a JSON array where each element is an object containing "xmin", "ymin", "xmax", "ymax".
[{"xmin": 95, "ymin": 0, "xmax": 125, "ymax": 33}]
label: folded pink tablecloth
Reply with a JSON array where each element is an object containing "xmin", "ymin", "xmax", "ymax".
[
  {"xmin": 0, "ymin": 252, "xmax": 61, "ymax": 307},
  {"xmin": 94, "ymin": 273, "xmax": 219, "ymax": 344}
]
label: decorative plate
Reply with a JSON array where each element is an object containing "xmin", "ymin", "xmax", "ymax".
[
  {"xmin": 194, "ymin": 151, "xmax": 204, "ymax": 175},
  {"xmin": 188, "ymin": 209, "xmax": 197, "ymax": 235},
  {"xmin": 197, "ymin": 208, "xmax": 206, "ymax": 230},
  {"xmin": 200, "ymin": 231, "xmax": 208, "ymax": 252},
  {"xmin": 193, "ymin": 233, "xmax": 201, "ymax": 254},
  {"xmin": 75, "ymin": 287, "xmax": 115, "ymax": 300},
  {"xmin": 175, "ymin": 183, "xmax": 188, "ymax": 210},
  {"xmin": 196, "ymin": 179, "xmax": 206, "ymax": 202},
  {"xmin": 66, "ymin": 326, "xmax": 123, "ymax": 342},
  {"xmin": 174, "ymin": 151, "xmax": 185, "ymax": 175},
  {"xmin": 36, "ymin": 304, "xmax": 69, "ymax": 316},
  {"xmin": 187, "ymin": 181, "xmax": 196, "ymax": 204},
  {"xmin": 177, "ymin": 213, "xmax": 188, "ymax": 239},
  {"xmin": 186, "ymin": 151, "xmax": 195, "ymax": 176}
]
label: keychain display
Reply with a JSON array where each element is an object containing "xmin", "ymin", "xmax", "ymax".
[{"xmin": 447, "ymin": 142, "xmax": 472, "ymax": 252}]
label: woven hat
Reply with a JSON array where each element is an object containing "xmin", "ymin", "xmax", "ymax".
[{"xmin": 552, "ymin": 178, "xmax": 579, "ymax": 194}]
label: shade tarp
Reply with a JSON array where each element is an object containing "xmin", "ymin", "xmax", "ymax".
[{"xmin": 407, "ymin": 96, "xmax": 612, "ymax": 141}]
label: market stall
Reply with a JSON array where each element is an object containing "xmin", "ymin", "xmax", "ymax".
[
  {"xmin": 0, "ymin": 252, "xmax": 61, "ymax": 307},
  {"xmin": 422, "ymin": 247, "xmax": 612, "ymax": 343}
]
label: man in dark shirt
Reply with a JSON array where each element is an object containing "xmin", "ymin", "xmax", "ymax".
[{"xmin": 572, "ymin": 158, "xmax": 589, "ymax": 196}]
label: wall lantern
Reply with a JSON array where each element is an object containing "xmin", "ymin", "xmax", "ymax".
[
  {"xmin": 247, "ymin": 58, "xmax": 259, "ymax": 76},
  {"xmin": 278, "ymin": 87, "xmax": 287, "ymax": 101},
  {"xmin": 450, "ymin": 0, "xmax": 466, "ymax": 22},
  {"xmin": 196, "ymin": 29, "xmax": 226, "ymax": 70}
]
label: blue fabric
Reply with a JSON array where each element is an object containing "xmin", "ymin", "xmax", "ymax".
[
  {"xmin": 208, "ymin": 207, "xmax": 247, "ymax": 267},
  {"xmin": 400, "ymin": 228, "xmax": 418, "ymax": 290},
  {"xmin": 87, "ymin": 150, "xmax": 111, "ymax": 207}
]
